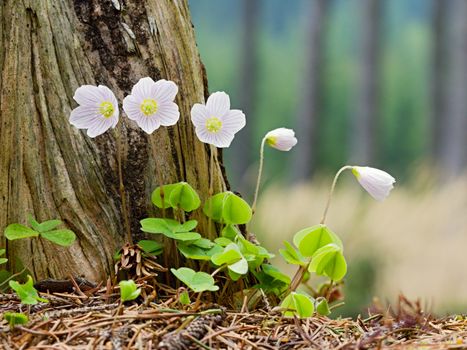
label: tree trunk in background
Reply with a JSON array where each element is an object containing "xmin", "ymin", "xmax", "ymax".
[
  {"xmin": 351, "ymin": 0, "xmax": 382, "ymax": 164},
  {"xmin": 292, "ymin": 0, "xmax": 328, "ymax": 181},
  {"xmin": 435, "ymin": 0, "xmax": 467, "ymax": 177},
  {"xmin": 431, "ymin": 0, "xmax": 447, "ymax": 163},
  {"xmin": 0, "ymin": 0, "xmax": 228, "ymax": 282},
  {"xmin": 232, "ymin": 0, "xmax": 260, "ymax": 192}
]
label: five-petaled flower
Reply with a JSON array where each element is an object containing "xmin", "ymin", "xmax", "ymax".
[
  {"xmin": 352, "ymin": 166, "xmax": 395, "ymax": 201},
  {"xmin": 69, "ymin": 85, "xmax": 119, "ymax": 138},
  {"xmin": 191, "ymin": 91, "xmax": 246, "ymax": 148},
  {"xmin": 265, "ymin": 128, "xmax": 298, "ymax": 151},
  {"xmin": 123, "ymin": 77, "xmax": 180, "ymax": 134}
]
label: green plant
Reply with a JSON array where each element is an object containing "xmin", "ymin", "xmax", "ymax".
[
  {"xmin": 3, "ymin": 312, "xmax": 28, "ymax": 328},
  {"xmin": 171, "ymin": 268, "xmax": 218, "ymax": 293},
  {"xmin": 0, "ymin": 249, "xmax": 7, "ymax": 265},
  {"xmin": 9, "ymin": 275, "xmax": 48, "ymax": 305},
  {"xmin": 119, "ymin": 280, "xmax": 141, "ymax": 302},
  {"xmin": 4, "ymin": 216, "xmax": 76, "ymax": 247}
]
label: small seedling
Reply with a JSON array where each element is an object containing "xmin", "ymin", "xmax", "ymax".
[
  {"xmin": 3, "ymin": 312, "xmax": 28, "ymax": 328},
  {"xmin": 119, "ymin": 280, "xmax": 141, "ymax": 302},
  {"xmin": 9, "ymin": 276, "xmax": 48, "ymax": 305}
]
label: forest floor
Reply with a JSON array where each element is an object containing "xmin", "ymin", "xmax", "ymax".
[{"xmin": 0, "ymin": 286, "xmax": 466, "ymax": 349}]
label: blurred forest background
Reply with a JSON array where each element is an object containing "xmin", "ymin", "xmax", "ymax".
[{"xmin": 189, "ymin": 0, "xmax": 467, "ymax": 316}]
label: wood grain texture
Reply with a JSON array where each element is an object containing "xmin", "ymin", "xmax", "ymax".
[{"xmin": 0, "ymin": 0, "xmax": 228, "ymax": 282}]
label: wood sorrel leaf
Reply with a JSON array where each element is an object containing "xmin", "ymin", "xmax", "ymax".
[
  {"xmin": 177, "ymin": 243, "xmax": 222, "ymax": 261},
  {"xmin": 4, "ymin": 224, "xmax": 39, "ymax": 241},
  {"xmin": 203, "ymin": 192, "xmax": 252, "ymax": 225},
  {"xmin": 280, "ymin": 292, "xmax": 315, "ymax": 318},
  {"xmin": 279, "ymin": 241, "xmax": 307, "ymax": 266},
  {"xmin": 9, "ymin": 276, "xmax": 48, "ymax": 305},
  {"xmin": 40, "ymin": 229, "xmax": 76, "ymax": 247},
  {"xmin": 119, "ymin": 280, "xmax": 141, "ymax": 302},
  {"xmin": 4, "ymin": 312, "xmax": 28, "ymax": 328},
  {"xmin": 168, "ymin": 182, "xmax": 201, "ymax": 212},
  {"xmin": 294, "ymin": 224, "xmax": 343, "ymax": 257},
  {"xmin": 309, "ymin": 244, "xmax": 347, "ymax": 281},
  {"xmin": 171, "ymin": 267, "xmax": 219, "ymax": 293},
  {"xmin": 151, "ymin": 182, "xmax": 201, "ymax": 212},
  {"xmin": 34, "ymin": 219, "xmax": 62, "ymax": 233},
  {"xmin": 138, "ymin": 240, "xmax": 163, "ymax": 255},
  {"xmin": 315, "ymin": 297, "xmax": 331, "ymax": 316}
]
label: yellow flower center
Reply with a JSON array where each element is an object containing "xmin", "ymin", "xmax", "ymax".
[
  {"xmin": 205, "ymin": 117, "xmax": 222, "ymax": 133},
  {"xmin": 99, "ymin": 101, "xmax": 115, "ymax": 118},
  {"xmin": 351, "ymin": 167, "xmax": 361, "ymax": 179},
  {"xmin": 266, "ymin": 136, "xmax": 277, "ymax": 146},
  {"xmin": 140, "ymin": 99, "xmax": 158, "ymax": 116}
]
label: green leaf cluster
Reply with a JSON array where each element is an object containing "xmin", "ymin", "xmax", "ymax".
[
  {"xmin": 282, "ymin": 224, "xmax": 347, "ymax": 282},
  {"xmin": 280, "ymin": 292, "xmax": 315, "ymax": 318},
  {"xmin": 9, "ymin": 276, "xmax": 48, "ymax": 305},
  {"xmin": 4, "ymin": 216, "xmax": 76, "ymax": 247},
  {"xmin": 4, "ymin": 312, "xmax": 28, "ymax": 328}
]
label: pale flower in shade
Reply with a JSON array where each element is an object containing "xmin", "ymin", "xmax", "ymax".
[
  {"xmin": 191, "ymin": 91, "xmax": 246, "ymax": 148},
  {"xmin": 69, "ymin": 85, "xmax": 119, "ymax": 138},
  {"xmin": 265, "ymin": 128, "xmax": 298, "ymax": 151},
  {"xmin": 352, "ymin": 166, "xmax": 396, "ymax": 201},
  {"xmin": 123, "ymin": 77, "xmax": 180, "ymax": 134}
]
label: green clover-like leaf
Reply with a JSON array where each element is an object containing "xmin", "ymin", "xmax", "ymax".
[
  {"xmin": 211, "ymin": 243, "xmax": 248, "ymax": 275},
  {"xmin": 9, "ymin": 276, "xmax": 48, "ymax": 305},
  {"xmin": 151, "ymin": 182, "xmax": 201, "ymax": 212},
  {"xmin": 137, "ymin": 240, "xmax": 163, "ymax": 255},
  {"xmin": 119, "ymin": 280, "xmax": 141, "ymax": 302},
  {"xmin": 309, "ymin": 244, "xmax": 347, "ymax": 281},
  {"xmin": 171, "ymin": 268, "xmax": 219, "ymax": 293},
  {"xmin": 40, "ymin": 229, "xmax": 76, "ymax": 247},
  {"xmin": 203, "ymin": 192, "xmax": 252, "ymax": 225},
  {"xmin": 28, "ymin": 216, "xmax": 62, "ymax": 233},
  {"xmin": 315, "ymin": 297, "xmax": 331, "ymax": 316},
  {"xmin": 293, "ymin": 224, "xmax": 343, "ymax": 257},
  {"xmin": 280, "ymin": 292, "xmax": 315, "ymax": 318},
  {"xmin": 279, "ymin": 241, "xmax": 307, "ymax": 266},
  {"xmin": 4, "ymin": 224, "xmax": 39, "ymax": 241}
]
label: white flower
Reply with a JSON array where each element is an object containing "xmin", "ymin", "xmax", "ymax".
[
  {"xmin": 123, "ymin": 77, "xmax": 180, "ymax": 134},
  {"xmin": 265, "ymin": 128, "xmax": 298, "ymax": 151},
  {"xmin": 190, "ymin": 91, "xmax": 246, "ymax": 148},
  {"xmin": 352, "ymin": 166, "xmax": 396, "ymax": 201},
  {"xmin": 69, "ymin": 85, "xmax": 119, "ymax": 138}
]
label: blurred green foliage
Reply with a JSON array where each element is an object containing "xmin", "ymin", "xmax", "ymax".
[{"xmin": 190, "ymin": 0, "xmax": 433, "ymax": 185}]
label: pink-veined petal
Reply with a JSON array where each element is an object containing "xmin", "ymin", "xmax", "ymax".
[
  {"xmin": 206, "ymin": 91, "xmax": 230, "ymax": 117},
  {"xmin": 157, "ymin": 102, "xmax": 180, "ymax": 126},
  {"xmin": 153, "ymin": 80, "xmax": 178, "ymax": 102},
  {"xmin": 220, "ymin": 109, "xmax": 245, "ymax": 134},
  {"xmin": 190, "ymin": 103, "xmax": 209, "ymax": 127}
]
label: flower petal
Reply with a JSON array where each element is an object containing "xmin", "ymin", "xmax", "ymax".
[
  {"xmin": 153, "ymin": 80, "xmax": 179, "ymax": 102},
  {"xmin": 86, "ymin": 118, "xmax": 114, "ymax": 138},
  {"xmin": 135, "ymin": 115, "xmax": 161, "ymax": 134},
  {"xmin": 73, "ymin": 85, "xmax": 102, "ymax": 106},
  {"xmin": 157, "ymin": 102, "xmax": 180, "ymax": 126},
  {"xmin": 206, "ymin": 91, "xmax": 230, "ymax": 117},
  {"xmin": 69, "ymin": 106, "xmax": 100, "ymax": 128},
  {"xmin": 131, "ymin": 77, "xmax": 156, "ymax": 99},
  {"xmin": 221, "ymin": 109, "xmax": 246, "ymax": 134},
  {"xmin": 191, "ymin": 104, "xmax": 209, "ymax": 127}
]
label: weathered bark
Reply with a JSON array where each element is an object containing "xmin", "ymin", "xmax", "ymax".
[
  {"xmin": 351, "ymin": 0, "xmax": 382, "ymax": 164},
  {"xmin": 291, "ymin": 0, "xmax": 328, "ymax": 181},
  {"xmin": 0, "ymin": 0, "xmax": 227, "ymax": 282}
]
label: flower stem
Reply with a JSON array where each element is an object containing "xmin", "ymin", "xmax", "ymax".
[
  {"xmin": 320, "ymin": 165, "xmax": 352, "ymax": 225},
  {"xmin": 115, "ymin": 127, "xmax": 132, "ymax": 245},
  {"xmin": 208, "ymin": 146, "xmax": 215, "ymax": 238},
  {"xmin": 288, "ymin": 165, "xmax": 351, "ymax": 294},
  {"xmin": 252, "ymin": 137, "xmax": 267, "ymax": 215}
]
